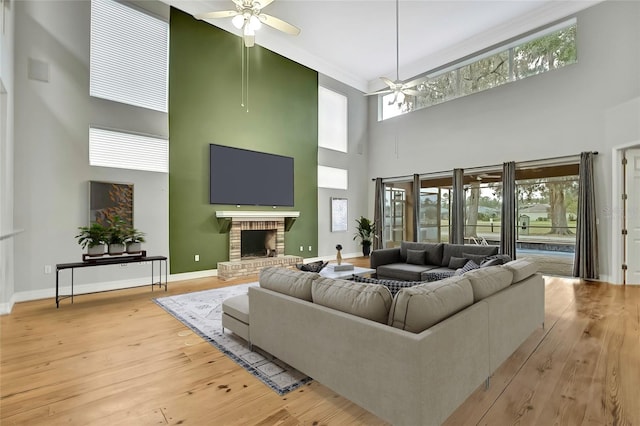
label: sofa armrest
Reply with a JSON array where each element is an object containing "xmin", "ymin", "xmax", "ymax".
[{"xmin": 370, "ymin": 247, "xmax": 402, "ymax": 269}]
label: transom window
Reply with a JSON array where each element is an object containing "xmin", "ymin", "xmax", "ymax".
[{"xmin": 381, "ymin": 19, "xmax": 577, "ymax": 120}]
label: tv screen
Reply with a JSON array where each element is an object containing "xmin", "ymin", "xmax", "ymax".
[{"xmin": 209, "ymin": 144, "xmax": 294, "ymax": 206}]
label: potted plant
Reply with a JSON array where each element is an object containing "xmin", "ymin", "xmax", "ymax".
[
  {"xmin": 106, "ymin": 216, "xmax": 127, "ymax": 255},
  {"xmin": 75, "ymin": 222, "xmax": 108, "ymax": 257},
  {"xmin": 124, "ymin": 227, "xmax": 146, "ymax": 254},
  {"xmin": 353, "ymin": 216, "xmax": 376, "ymax": 256}
]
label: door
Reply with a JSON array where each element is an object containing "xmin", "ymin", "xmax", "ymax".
[{"xmin": 626, "ymin": 149, "xmax": 640, "ymax": 284}]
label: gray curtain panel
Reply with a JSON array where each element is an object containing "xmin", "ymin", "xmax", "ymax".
[
  {"xmin": 413, "ymin": 174, "xmax": 420, "ymax": 242},
  {"xmin": 451, "ymin": 168, "xmax": 465, "ymax": 244},
  {"xmin": 374, "ymin": 178, "xmax": 384, "ymax": 250},
  {"xmin": 500, "ymin": 161, "xmax": 516, "ymax": 259},
  {"xmin": 573, "ymin": 152, "xmax": 599, "ymax": 279}
]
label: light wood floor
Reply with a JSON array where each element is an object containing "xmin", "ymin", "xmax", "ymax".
[{"xmin": 1, "ymin": 258, "xmax": 639, "ymax": 425}]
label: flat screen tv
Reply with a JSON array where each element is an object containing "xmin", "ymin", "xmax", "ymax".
[{"xmin": 209, "ymin": 144, "xmax": 294, "ymax": 206}]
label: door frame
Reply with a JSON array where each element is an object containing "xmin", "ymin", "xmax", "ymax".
[{"xmin": 611, "ymin": 141, "xmax": 640, "ymax": 285}]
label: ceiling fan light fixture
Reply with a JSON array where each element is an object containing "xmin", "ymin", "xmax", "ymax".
[
  {"xmin": 232, "ymin": 14, "xmax": 245, "ymax": 29},
  {"xmin": 249, "ymin": 15, "xmax": 262, "ymax": 30}
]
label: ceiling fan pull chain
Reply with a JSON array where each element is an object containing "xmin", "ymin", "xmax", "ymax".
[
  {"xmin": 241, "ymin": 38, "xmax": 246, "ymax": 108},
  {"xmin": 246, "ymin": 45, "xmax": 250, "ymax": 113}
]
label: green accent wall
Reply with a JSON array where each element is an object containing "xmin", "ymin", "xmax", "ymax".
[{"xmin": 169, "ymin": 8, "xmax": 318, "ymax": 273}]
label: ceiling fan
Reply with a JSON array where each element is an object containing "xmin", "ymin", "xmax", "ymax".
[
  {"xmin": 195, "ymin": 0, "xmax": 300, "ymax": 48},
  {"xmin": 365, "ymin": 0, "xmax": 427, "ymax": 104}
]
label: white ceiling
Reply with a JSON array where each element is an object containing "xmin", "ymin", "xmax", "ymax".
[{"xmin": 161, "ymin": 0, "xmax": 601, "ymax": 93}]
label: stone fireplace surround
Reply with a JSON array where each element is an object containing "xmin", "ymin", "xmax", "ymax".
[{"xmin": 216, "ymin": 211, "xmax": 302, "ymax": 280}]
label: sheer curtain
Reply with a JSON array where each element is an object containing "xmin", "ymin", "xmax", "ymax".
[
  {"xmin": 374, "ymin": 178, "xmax": 384, "ymax": 250},
  {"xmin": 451, "ymin": 169, "xmax": 465, "ymax": 244},
  {"xmin": 500, "ymin": 162, "xmax": 516, "ymax": 259},
  {"xmin": 413, "ymin": 174, "xmax": 420, "ymax": 242},
  {"xmin": 573, "ymin": 152, "xmax": 599, "ymax": 279}
]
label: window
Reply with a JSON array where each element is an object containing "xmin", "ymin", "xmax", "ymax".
[
  {"xmin": 89, "ymin": 127, "xmax": 168, "ymax": 173},
  {"xmin": 90, "ymin": 0, "xmax": 169, "ymax": 112},
  {"xmin": 381, "ymin": 19, "xmax": 577, "ymax": 120},
  {"xmin": 318, "ymin": 87, "xmax": 348, "ymax": 152},
  {"xmin": 318, "ymin": 166, "xmax": 348, "ymax": 190}
]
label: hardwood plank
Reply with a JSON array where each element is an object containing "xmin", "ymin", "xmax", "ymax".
[{"xmin": 2, "ymin": 259, "xmax": 640, "ymax": 426}]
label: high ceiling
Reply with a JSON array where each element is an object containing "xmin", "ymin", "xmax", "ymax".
[{"xmin": 161, "ymin": 0, "xmax": 601, "ymax": 93}]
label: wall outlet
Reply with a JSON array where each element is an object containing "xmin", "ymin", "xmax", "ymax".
[
  {"xmin": 308, "ymin": 246, "xmax": 312, "ymax": 252},
  {"xmin": 44, "ymin": 265, "xmax": 52, "ymax": 274},
  {"xmin": 195, "ymin": 254, "xmax": 200, "ymax": 262},
  {"xmin": 299, "ymin": 246, "xmax": 304, "ymax": 252}
]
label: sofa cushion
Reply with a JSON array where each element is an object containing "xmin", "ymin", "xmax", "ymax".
[
  {"xmin": 312, "ymin": 277, "xmax": 393, "ymax": 324},
  {"xmin": 388, "ymin": 276, "xmax": 474, "ymax": 333},
  {"xmin": 400, "ymin": 242, "xmax": 443, "ymax": 265},
  {"xmin": 503, "ymin": 258, "xmax": 539, "ymax": 283},
  {"xmin": 463, "ymin": 266, "xmax": 514, "ymax": 302},
  {"xmin": 351, "ymin": 275, "xmax": 424, "ymax": 296},
  {"xmin": 448, "ymin": 256, "xmax": 468, "ymax": 269},
  {"xmin": 441, "ymin": 244, "xmax": 498, "ymax": 267},
  {"xmin": 259, "ymin": 267, "xmax": 319, "ymax": 301},
  {"xmin": 406, "ymin": 249, "xmax": 426, "ymax": 265},
  {"xmin": 377, "ymin": 263, "xmax": 435, "ymax": 281}
]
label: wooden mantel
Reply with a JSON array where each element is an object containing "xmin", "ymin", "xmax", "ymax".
[{"xmin": 215, "ymin": 211, "xmax": 300, "ymax": 233}]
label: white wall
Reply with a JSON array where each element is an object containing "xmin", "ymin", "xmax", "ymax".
[
  {"xmin": 0, "ymin": 0, "xmax": 16, "ymax": 314},
  {"xmin": 367, "ymin": 0, "xmax": 640, "ymax": 282},
  {"xmin": 12, "ymin": 0, "xmax": 169, "ymax": 305},
  {"xmin": 317, "ymin": 74, "xmax": 369, "ymax": 258}
]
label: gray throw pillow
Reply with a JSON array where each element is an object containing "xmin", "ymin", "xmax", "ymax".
[
  {"xmin": 406, "ymin": 249, "xmax": 426, "ymax": 265},
  {"xmin": 448, "ymin": 256, "xmax": 468, "ymax": 269},
  {"xmin": 463, "ymin": 252, "xmax": 487, "ymax": 265},
  {"xmin": 455, "ymin": 259, "xmax": 480, "ymax": 275}
]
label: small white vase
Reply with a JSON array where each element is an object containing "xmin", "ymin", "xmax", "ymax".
[
  {"xmin": 108, "ymin": 243, "xmax": 125, "ymax": 255},
  {"xmin": 127, "ymin": 242, "xmax": 142, "ymax": 254},
  {"xmin": 87, "ymin": 244, "xmax": 105, "ymax": 257}
]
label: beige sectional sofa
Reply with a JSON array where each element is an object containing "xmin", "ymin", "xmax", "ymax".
[{"xmin": 248, "ymin": 259, "xmax": 544, "ymax": 426}]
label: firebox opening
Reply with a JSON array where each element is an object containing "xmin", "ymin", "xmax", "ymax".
[{"xmin": 241, "ymin": 229, "xmax": 277, "ymax": 258}]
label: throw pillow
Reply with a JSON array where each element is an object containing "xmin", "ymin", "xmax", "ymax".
[
  {"xmin": 454, "ymin": 259, "xmax": 480, "ymax": 276},
  {"xmin": 406, "ymin": 249, "xmax": 426, "ymax": 265},
  {"xmin": 295, "ymin": 260, "xmax": 329, "ymax": 273},
  {"xmin": 480, "ymin": 254, "xmax": 512, "ymax": 267},
  {"xmin": 462, "ymin": 252, "xmax": 487, "ymax": 265},
  {"xmin": 448, "ymin": 256, "xmax": 468, "ymax": 269},
  {"xmin": 352, "ymin": 275, "xmax": 424, "ymax": 296}
]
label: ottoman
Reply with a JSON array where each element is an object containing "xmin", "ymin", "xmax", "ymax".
[{"xmin": 221, "ymin": 293, "xmax": 250, "ymax": 343}]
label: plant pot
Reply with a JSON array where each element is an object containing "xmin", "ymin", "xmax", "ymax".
[
  {"xmin": 126, "ymin": 242, "xmax": 142, "ymax": 254},
  {"xmin": 108, "ymin": 243, "xmax": 125, "ymax": 255},
  {"xmin": 87, "ymin": 244, "xmax": 106, "ymax": 257},
  {"xmin": 362, "ymin": 242, "xmax": 372, "ymax": 257}
]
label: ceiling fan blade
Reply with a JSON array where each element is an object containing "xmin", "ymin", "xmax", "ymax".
[
  {"xmin": 259, "ymin": 13, "xmax": 301, "ymax": 35},
  {"xmin": 402, "ymin": 89, "xmax": 424, "ymax": 97},
  {"xmin": 380, "ymin": 77, "xmax": 396, "ymax": 88},
  {"xmin": 364, "ymin": 89, "xmax": 393, "ymax": 96},
  {"xmin": 402, "ymin": 76, "xmax": 428, "ymax": 89},
  {"xmin": 195, "ymin": 10, "xmax": 239, "ymax": 20}
]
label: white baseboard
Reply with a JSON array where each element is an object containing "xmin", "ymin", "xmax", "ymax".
[
  {"xmin": 0, "ymin": 295, "xmax": 16, "ymax": 315},
  {"xmin": 5, "ymin": 270, "xmax": 218, "ymax": 312},
  {"xmin": 169, "ymin": 269, "xmax": 217, "ymax": 282}
]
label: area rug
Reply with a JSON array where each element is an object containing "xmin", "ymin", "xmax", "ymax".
[{"xmin": 153, "ymin": 283, "xmax": 312, "ymax": 395}]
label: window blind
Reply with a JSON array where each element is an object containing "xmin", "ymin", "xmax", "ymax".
[
  {"xmin": 90, "ymin": 0, "xmax": 169, "ymax": 112},
  {"xmin": 89, "ymin": 127, "xmax": 168, "ymax": 173}
]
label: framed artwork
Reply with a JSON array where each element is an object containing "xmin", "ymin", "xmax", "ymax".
[
  {"xmin": 331, "ymin": 197, "xmax": 348, "ymax": 232},
  {"xmin": 89, "ymin": 181, "xmax": 134, "ymax": 227}
]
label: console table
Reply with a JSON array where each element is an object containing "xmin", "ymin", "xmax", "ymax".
[{"xmin": 56, "ymin": 253, "xmax": 167, "ymax": 308}]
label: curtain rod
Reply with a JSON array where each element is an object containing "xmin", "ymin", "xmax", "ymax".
[{"xmin": 371, "ymin": 151, "xmax": 598, "ymax": 182}]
